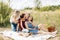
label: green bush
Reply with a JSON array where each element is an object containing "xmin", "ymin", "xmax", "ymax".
[
  {"xmin": 34, "ymin": 5, "xmax": 60, "ymax": 11},
  {"xmin": 0, "ymin": 2, "xmax": 12, "ymax": 27}
]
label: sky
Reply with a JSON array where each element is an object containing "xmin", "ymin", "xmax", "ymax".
[{"xmin": 0, "ymin": 0, "xmax": 60, "ymax": 10}]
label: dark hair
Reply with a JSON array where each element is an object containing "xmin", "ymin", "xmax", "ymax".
[
  {"xmin": 31, "ymin": 17, "xmax": 33, "ymax": 22},
  {"xmin": 20, "ymin": 13, "xmax": 25, "ymax": 18},
  {"xmin": 29, "ymin": 16, "xmax": 33, "ymax": 22},
  {"xmin": 16, "ymin": 11, "xmax": 20, "ymax": 13}
]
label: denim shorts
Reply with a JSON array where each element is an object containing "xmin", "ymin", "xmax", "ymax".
[{"xmin": 29, "ymin": 29, "xmax": 38, "ymax": 34}]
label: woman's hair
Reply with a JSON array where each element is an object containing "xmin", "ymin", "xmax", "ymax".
[
  {"xmin": 31, "ymin": 17, "xmax": 33, "ymax": 22},
  {"xmin": 16, "ymin": 10, "xmax": 20, "ymax": 13},
  {"xmin": 20, "ymin": 13, "xmax": 25, "ymax": 18}
]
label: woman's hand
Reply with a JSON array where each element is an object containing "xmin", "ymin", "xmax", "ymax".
[
  {"xmin": 29, "ymin": 21, "xmax": 35, "ymax": 27},
  {"xmin": 16, "ymin": 23, "xmax": 19, "ymax": 32},
  {"xmin": 33, "ymin": 28, "xmax": 36, "ymax": 30}
]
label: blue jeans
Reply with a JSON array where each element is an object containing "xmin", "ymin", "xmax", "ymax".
[
  {"xmin": 11, "ymin": 23, "xmax": 17, "ymax": 31},
  {"xmin": 35, "ymin": 26, "xmax": 38, "ymax": 29}
]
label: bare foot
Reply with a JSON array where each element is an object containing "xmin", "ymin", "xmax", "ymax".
[{"xmin": 26, "ymin": 33, "xmax": 32, "ymax": 37}]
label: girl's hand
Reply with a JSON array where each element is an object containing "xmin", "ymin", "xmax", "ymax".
[
  {"xmin": 29, "ymin": 21, "xmax": 35, "ymax": 27},
  {"xmin": 33, "ymin": 28, "xmax": 36, "ymax": 30}
]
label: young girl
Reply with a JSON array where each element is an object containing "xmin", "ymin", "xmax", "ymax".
[
  {"xmin": 25, "ymin": 16, "xmax": 38, "ymax": 34},
  {"xmin": 25, "ymin": 16, "xmax": 49, "ymax": 34}
]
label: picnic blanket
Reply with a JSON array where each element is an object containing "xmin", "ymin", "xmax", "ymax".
[{"xmin": 2, "ymin": 30, "xmax": 57, "ymax": 40}]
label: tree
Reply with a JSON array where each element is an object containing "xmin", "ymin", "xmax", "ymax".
[{"xmin": 35, "ymin": 0, "xmax": 41, "ymax": 9}]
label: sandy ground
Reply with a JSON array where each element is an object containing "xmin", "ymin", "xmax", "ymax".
[{"xmin": 0, "ymin": 28, "xmax": 60, "ymax": 40}]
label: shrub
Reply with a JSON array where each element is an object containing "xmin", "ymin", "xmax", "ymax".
[{"xmin": 0, "ymin": 2, "xmax": 12, "ymax": 27}]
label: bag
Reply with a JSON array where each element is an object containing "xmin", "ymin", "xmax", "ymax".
[{"xmin": 48, "ymin": 26, "xmax": 55, "ymax": 32}]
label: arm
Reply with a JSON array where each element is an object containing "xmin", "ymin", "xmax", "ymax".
[
  {"xmin": 16, "ymin": 23, "xmax": 19, "ymax": 32},
  {"xmin": 25, "ymin": 22, "xmax": 33, "ymax": 30},
  {"xmin": 29, "ymin": 21, "xmax": 35, "ymax": 27},
  {"xmin": 20, "ymin": 20, "xmax": 24, "ymax": 29}
]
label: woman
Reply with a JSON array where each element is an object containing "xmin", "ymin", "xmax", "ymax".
[
  {"xmin": 17, "ymin": 13, "xmax": 29, "ymax": 37},
  {"xmin": 10, "ymin": 10, "xmax": 20, "ymax": 31},
  {"xmin": 25, "ymin": 16, "xmax": 39, "ymax": 34},
  {"xmin": 17, "ymin": 13, "xmax": 28, "ymax": 32}
]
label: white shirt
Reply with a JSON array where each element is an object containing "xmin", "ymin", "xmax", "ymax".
[{"xmin": 10, "ymin": 13, "xmax": 20, "ymax": 23}]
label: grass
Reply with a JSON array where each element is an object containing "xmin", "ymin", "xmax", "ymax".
[
  {"xmin": 0, "ymin": 9, "xmax": 60, "ymax": 40},
  {"xmin": 0, "ymin": 9, "xmax": 60, "ymax": 33},
  {"xmin": 21, "ymin": 10, "xmax": 60, "ymax": 33}
]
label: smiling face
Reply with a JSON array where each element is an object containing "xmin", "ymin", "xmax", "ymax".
[
  {"xmin": 28, "ymin": 17, "xmax": 33, "ymax": 22},
  {"xmin": 25, "ymin": 14, "xmax": 30, "ymax": 19},
  {"xmin": 28, "ymin": 17, "xmax": 32, "ymax": 21}
]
